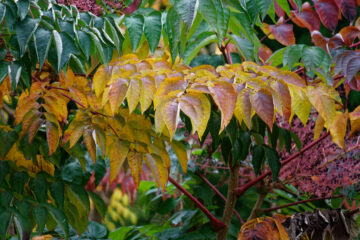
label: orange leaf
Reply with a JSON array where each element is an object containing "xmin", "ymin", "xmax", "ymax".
[
  {"xmin": 162, "ymin": 100, "xmax": 180, "ymax": 140},
  {"xmin": 127, "ymin": 151, "xmax": 143, "ymax": 187},
  {"xmin": 179, "ymin": 92, "xmax": 210, "ymax": 139},
  {"xmin": 46, "ymin": 121, "xmax": 59, "ymax": 156},
  {"xmin": 330, "ymin": 111, "xmax": 348, "ymax": 149},
  {"xmin": 314, "ymin": 114, "xmax": 325, "ymax": 140},
  {"xmin": 109, "ymin": 140, "xmax": 129, "ymax": 183},
  {"xmin": 108, "ymin": 78, "xmax": 128, "ymax": 114},
  {"xmin": 234, "ymin": 88, "xmax": 253, "ymax": 129},
  {"xmin": 340, "ymin": 26, "xmax": 360, "ymax": 46},
  {"xmin": 154, "ymin": 77, "xmax": 187, "ymax": 108},
  {"xmin": 83, "ymin": 128, "xmax": 96, "ymax": 163},
  {"xmin": 209, "ymin": 81, "xmax": 237, "ymax": 133},
  {"xmin": 28, "ymin": 118, "xmax": 44, "ymax": 144},
  {"xmin": 271, "ymin": 80, "xmax": 291, "ymax": 120},
  {"xmin": 350, "ymin": 106, "xmax": 360, "ymax": 136},
  {"xmin": 144, "ymin": 153, "xmax": 168, "ymax": 190},
  {"xmin": 69, "ymin": 87, "xmax": 88, "ymax": 108},
  {"xmin": 250, "ymin": 89, "xmax": 274, "ymax": 131}
]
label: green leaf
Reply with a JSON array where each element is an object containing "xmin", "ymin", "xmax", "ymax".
[
  {"xmin": 33, "ymin": 206, "xmax": 47, "ymax": 234},
  {"xmin": 174, "ymin": 0, "xmax": 198, "ymax": 29},
  {"xmin": 10, "ymin": 172, "xmax": 28, "ymax": 194},
  {"xmin": 61, "ymin": 161, "xmax": 83, "ymax": 184},
  {"xmin": 280, "ymin": 128, "xmax": 291, "ymax": 153},
  {"xmin": 125, "ymin": 14, "xmax": 144, "ymax": 52},
  {"xmin": 275, "ymin": 0, "xmax": 291, "ymax": 15},
  {"xmin": 59, "ymin": 32, "xmax": 80, "ymax": 70},
  {"xmin": 104, "ymin": 19, "xmax": 121, "ymax": 53},
  {"xmin": 232, "ymin": 34, "xmax": 254, "ymax": 61},
  {"xmin": 0, "ymin": 128, "xmax": 18, "ymax": 158},
  {"xmin": 88, "ymin": 192, "xmax": 106, "ymax": 218},
  {"xmin": 144, "ymin": 11, "xmax": 162, "ymax": 54},
  {"xmin": 9, "ymin": 63, "xmax": 22, "ymax": 91},
  {"xmin": 242, "ymin": 0, "xmax": 259, "ymax": 24},
  {"xmin": 290, "ymin": 131, "xmax": 302, "ymax": 151},
  {"xmin": 30, "ymin": 173, "xmax": 48, "ymax": 203},
  {"xmin": 229, "ymin": 11, "xmax": 253, "ymax": 41},
  {"xmin": 239, "ymin": 131, "xmax": 251, "ymax": 160},
  {"xmin": 0, "ymin": 4, "xmax": 6, "ymax": 23},
  {"xmin": 258, "ymin": 0, "xmax": 272, "ymax": 20},
  {"xmin": 302, "ymin": 46, "xmax": 325, "ymax": 71},
  {"xmin": 252, "ymin": 145, "xmax": 264, "ymax": 176},
  {"xmin": 52, "ymin": 30, "xmax": 63, "ymax": 71},
  {"xmin": 264, "ymin": 146, "xmax": 281, "ymax": 181},
  {"xmin": 17, "ymin": 0, "xmax": 29, "ymax": 20},
  {"xmin": 88, "ymin": 31, "xmax": 106, "ymax": 63},
  {"xmin": 0, "ymin": 161, "xmax": 9, "ymax": 184},
  {"xmin": 0, "ymin": 62, "xmax": 8, "ymax": 88},
  {"xmin": 198, "ymin": 0, "xmax": 229, "ymax": 44},
  {"xmin": 77, "ymin": 31, "xmax": 92, "ymax": 59},
  {"xmin": 34, "ymin": 28, "xmax": 52, "ymax": 69},
  {"xmin": 69, "ymin": 184, "xmax": 90, "ymax": 213},
  {"xmin": 108, "ymin": 226, "xmax": 133, "ymax": 240},
  {"xmin": 283, "ymin": 44, "xmax": 304, "ymax": 69},
  {"xmin": 166, "ymin": 7, "xmax": 181, "ymax": 63},
  {"xmin": 45, "ymin": 205, "xmax": 69, "ymax": 239},
  {"xmin": 183, "ymin": 32, "xmax": 217, "ymax": 65},
  {"xmin": 0, "ymin": 209, "xmax": 11, "ymax": 240},
  {"xmin": 50, "ymin": 181, "xmax": 64, "ymax": 209},
  {"xmin": 267, "ymin": 47, "xmax": 286, "ymax": 66},
  {"xmin": 16, "ymin": 17, "xmax": 39, "ymax": 57}
]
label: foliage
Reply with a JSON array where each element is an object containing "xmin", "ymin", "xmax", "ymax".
[{"xmin": 1, "ymin": 0, "xmax": 360, "ymax": 239}]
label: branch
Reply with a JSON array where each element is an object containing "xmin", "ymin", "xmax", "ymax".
[
  {"xmin": 168, "ymin": 176, "xmax": 226, "ymax": 231},
  {"xmin": 350, "ymin": 41, "xmax": 360, "ymax": 48},
  {"xmin": 235, "ymin": 132, "xmax": 330, "ymax": 196},
  {"xmin": 260, "ymin": 194, "xmax": 344, "ymax": 213},
  {"xmin": 247, "ymin": 192, "xmax": 266, "ymax": 220},
  {"xmin": 219, "ymin": 45, "xmax": 229, "ymax": 64},
  {"xmin": 59, "ymin": 92, "xmax": 87, "ymax": 109},
  {"xmin": 196, "ymin": 172, "xmax": 244, "ymax": 224}
]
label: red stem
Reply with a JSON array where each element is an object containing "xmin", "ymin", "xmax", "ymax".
[
  {"xmin": 60, "ymin": 92, "xmax": 87, "ymax": 109},
  {"xmin": 168, "ymin": 176, "xmax": 226, "ymax": 231},
  {"xmin": 350, "ymin": 41, "xmax": 360, "ymax": 48},
  {"xmin": 196, "ymin": 172, "xmax": 244, "ymax": 224},
  {"xmin": 260, "ymin": 194, "xmax": 343, "ymax": 213},
  {"xmin": 235, "ymin": 132, "xmax": 330, "ymax": 196}
]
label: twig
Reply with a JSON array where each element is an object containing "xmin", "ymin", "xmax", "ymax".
[
  {"xmin": 235, "ymin": 132, "xmax": 330, "ymax": 196},
  {"xmin": 196, "ymin": 172, "xmax": 244, "ymax": 224},
  {"xmin": 59, "ymin": 92, "xmax": 86, "ymax": 108},
  {"xmin": 168, "ymin": 176, "xmax": 226, "ymax": 231},
  {"xmin": 260, "ymin": 194, "xmax": 344, "ymax": 213},
  {"xmin": 350, "ymin": 41, "xmax": 360, "ymax": 48}
]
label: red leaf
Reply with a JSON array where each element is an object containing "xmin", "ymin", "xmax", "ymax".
[
  {"xmin": 291, "ymin": 2, "xmax": 321, "ymax": 31},
  {"xmin": 328, "ymin": 34, "xmax": 345, "ymax": 49},
  {"xmin": 311, "ymin": 31, "xmax": 328, "ymax": 51},
  {"xmin": 334, "ymin": 0, "xmax": 357, "ymax": 21},
  {"xmin": 340, "ymin": 26, "xmax": 360, "ymax": 46},
  {"xmin": 269, "ymin": 23, "xmax": 296, "ymax": 46},
  {"xmin": 274, "ymin": 0, "xmax": 285, "ymax": 18},
  {"xmin": 250, "ymin": 89, "xmax": 274, "ymax": 131},
  {"xmin": 258, "ymin": 45, "xmax": 273, "ymax": 64},
  {"xmin": 314, "ymin": 0, "xmax": 339, "ymax": 31}
]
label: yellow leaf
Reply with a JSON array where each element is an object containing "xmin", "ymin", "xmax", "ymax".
[
  {"xmin": 144, "ymin": 153, "xmax": 168, "ymax": 190},
  {"xmin": 307, "ymin": 85, "xmax": 336, "ymax": 127},
  {"xmin": 171, "ymin": 140, "xmax": 188, "ymax": 174},
  {"xmin": 109, "ymin": 140, "xmax": 129, "ymax": 182},
  {"xmin": 15, "ymin": 92, "xmax": 40, "ymax": 125},
  {"xmin": 19, "ymin": 110, "xmax": 42, "ymax": 139},
  {"xmin": 83, "ymin": 128, "xmax": 96, "ymax": 163},
  {"xmin": 147, "ymin": 143, "xmax": 170, "ymax": 168},
  {"xmin": 87, "ymin": 92, "xmax": 102, "ymax": 111},
  {"xmin": 250, "ymin": 88, "xmax": 274, "ymax": 131},
  {"xmin": 43, "ymin": 93, "xmax": 68, "ymax": 123},
  {"xmin": 68, "ymin": 122, "xmax": 84, "ymax": 148},
  {"xmin": 93, "ymin": 65, "xmax": 112, "ymax": 97},
  {"xmin": 271, "ymin": 79, "xmax": 291, "ymax": 120},
  {"xmin": 154, "ymin": 77, "xmax": 187, "ymax": 108},
  {"xmin": 46, "ymin": 121, "xmax": 59, "ymax": 156},
  {"xmin": 349, "ymin": 106, "xmax": 360, "ymax": 136},
  {"xmin": 314, "ymin": 114, "xmax": 325, "ymax": 140},
  {"xmin": 208, "ymin": 81, "xmax": 237, "ymax": 133},
  {"xmin": 179, "ymin": 92, "xmax": 210, "ymax": 139},
  {"xmin": 127, "ymin": 151, "xmax": 143, "ymax": 187},
  {"xmin": 108, "ymin": 78, "xmax": 128, "ymax": 115},
  {"xmin": 69, "ymin": 87, "xmax": 88, "ymax": 108},
  {"xmin": 126, "ymin": 78, "xmax": 141, "ymax": 113},
  {"xmin": 94, "ymin": 125, "xmax": 106, "ymax": 158},
  {"xmin": 330, "ymin": 111, "xmax": 348, "ymax": 149},
  {"xmin": 162, "ymin": 100, "xmax": 180, "ymax": 140},
  {"xmin": 234, "ymin": 88, "xmax": 253, "ymax": 129},
  {"xmin": 140, "ymin": 76, "xmax": 156, "ymax": 113},
  {"xmin": 276, "ymin": 71, "xmax": 306, "ymax": 88},
  {"xmin": 288, "ymin": 85, "xmax": 311, "ymax": 126},
  {"xmin": 28, "ymin": 118, "xmax": 44, "ymax": 143}
]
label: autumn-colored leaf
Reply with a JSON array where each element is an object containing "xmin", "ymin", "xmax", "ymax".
[
  {"xmin": 140, "ymin": 76, "xmax": 156, "ymax": 113},
  {"xmin": 314, "ymin": 0, "xmax": 339, "ymax": 31},
  {"xmin": 162, "ymin": 100, "xmax": 180, "ymax": 140},
  {"xmin": 154, "ymin": 77, "xmax": 187, "ymax": 108},
  {"xmin": 15, "ymin": 92, "xmax": 40, "ymax": 125},
  {"xmin": 93, "ymin": 65, "xmax": 112, "ymax": 97},
  {"xmin": 340, "ymin": 26, "xmax": 360, "ymax": 46},
  {"xmin": 288, "ymin": 85, "xmax": 311, "ymax": 126},
  {"xmin": 311, "ymin": 31, "xmax": 328, "ymax": 51},
  {"xmin": 258, "ymin": 45, "xmax": 273, "ymax": 64},
  {"xmin": 69, "ymin": 87, "xmax": 88, "ymax": 108},
  {"xmin": 109, "ymin": 139, "xmax": 129, "ymax": 182},
  {"xmin": 262, "ymin": 22, "xmax": 295, "ymax": 46},
  {"xmin": 127, "ymin": 151, "xmax": 143, "ymax": 187},
  {"xmin": 108, "ymin": 78, "xmax": 128, "ymax": 115},
  {"xmin": 179, "ymin": 92, "xmax": 210, "ymax": 139},
  {"xmin": 28, "ymin": 118, "xmax": 44, "ymax": 143},
  {"xmin": 250, "ymin": 89, "xmax": 274, "ymax": 131},
  {"xmin": 330, "ymin": 111, "xmax": 348, "ymax": 149},
  {"xmin": 46, "ymin": 121, "xmax": 59, "ymax": 156},
  {"xmin": 271, "ymin": 80, "xmax": 291, "ymax": 120},
  {"xmin": 234, "ymin": 88, "xmax": 253, "ymax": 129},
  {"xmin": 314, "ymin": 114, "xmax": 325, "ymax": 140},
  {"xmin": 126, "ymin": 78, "xmax": 141, "ymax": 113},
  {"xmin": 209, "ymin": 81, "xmax": 237, "ymax": 133},
  {"xmin": 291, "ymin": 2, "xmax": 321, "ymax": 31},
  {"xmin": 20, "ymin": 109, "xmax": 42, "ymax": 139},
  {"xmin": 335, "ymin": 0, "xmax": 357, "ymax": 21},
  {"xmin": 144, "ymin": 153, "xmax": 168, "ymax": 190},
  {"xmin": 83, "ymin": 128, "xmax": 96, "ymax": 163},
  {"xmin": 170, "ymin": 140, "xmax": 188, "ymax": 174}
]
